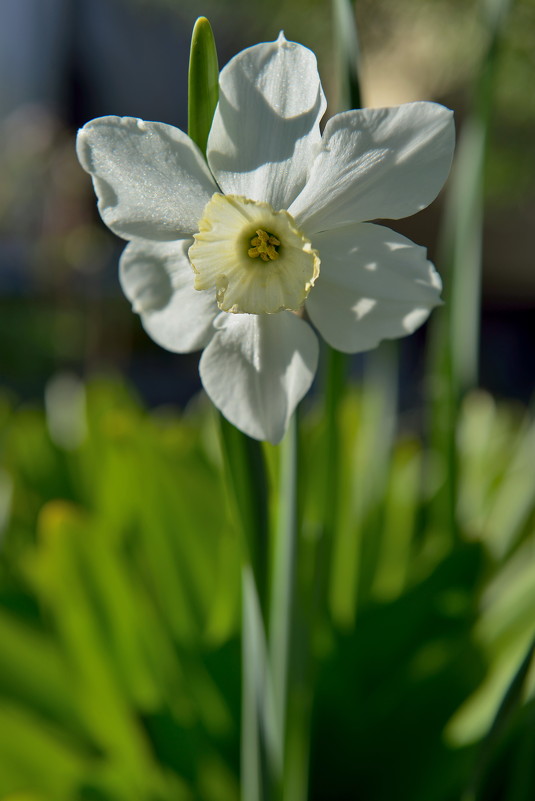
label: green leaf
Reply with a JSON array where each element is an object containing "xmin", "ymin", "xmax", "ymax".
[
  {"xmin": 0, "ymin": 702, "xmax": 86, "ymax": 799},
  {"xmin": 188, "ymin": 17, "xmax": 219, "ymax": 158},
  {"xmin": 462, "ymin": 635, "xmax": 535, "ymax": 801},
  {"xmin": 332, "ymin": 0, "xmax": 362, "ymax": 111}
]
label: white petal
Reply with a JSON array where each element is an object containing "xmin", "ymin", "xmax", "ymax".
[
  {"xmin": 199, "ymin": 312, "xmax": 318, "ymax": 443},
  {"xmin": 289, "ymin": 102, "xmax": 455, "ymax": 233},
  {"xmin": 77, "ymin": 116, "xmax": 218, "ymax": 241},
  {"xmin": 306, "ymin": 223, "xmax": 442, "ymax": 353},
  {"xmin": 119, "ymin": 239, "xmax": 218, "ymax": 352},
  {"xmin": 207, "ymin": 34, "xmax": 326, "ymax": 211}
]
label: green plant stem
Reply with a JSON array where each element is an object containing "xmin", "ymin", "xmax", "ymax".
[
  {"xmin": 315, "ymin": 347, "xmax": 347, "ymax": 614},
  {"xmin": 272, "ymin": 347, "xmax": 349, "ymax": 801},
  {"xmin": 269, "ymin": 412, "xmax": 318, "ymax": 801},
  {"xmin": 269, "ymin": 414, "xmax": 298, "ymax": 747},
  {"xmin": 218, "ymin": 415, "xmax": 270, "ymax": 613},
  {"xmin": 241, "ymin": 566, "xmax": 263, "ymax": 801},
  {"xmin": 241, "ymin": 565, "xmax": 281, "ymax": 801},
  {"xmin": 218, "ymin": 416, "xmax": 279, "ymax": 801},
  {"xmin": 269, "ymin": 414, "xmax": 308, "ymax": 801}
]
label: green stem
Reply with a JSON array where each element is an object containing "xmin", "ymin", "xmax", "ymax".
[
  {"xmin": 269, "ymin": 415, "xmax": 299, "ymax": 785},
  {"xmin": 271, "ymin": 348, "xmax": 348, "ymax": 801},
  {"xmin": 218, "ymin": 415, "xmax": 270, "ymax": 614},
  {"xmin": 269, "ymin": 412, "xmax": 317, "ymax": 801},
  {"xmin": 315, "ymin": 346, "xmax": 347, "ymax": 613},
  {"xmin": 241, "ymin": 567, "xmax": 262, "ymax": 801},
  {"xmin": 218, "ymin": 416, "xmax": 281, "ymax": 801},
  {"xmin": 241, "ymin": 565, "xmax": 281, "ymax": 801}
]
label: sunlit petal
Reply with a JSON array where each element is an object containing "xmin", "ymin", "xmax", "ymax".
[
  {"xmin": 290, "ymin": 102, "xmax": 454, "ymax": 233},
  {"xmin": 77, "ymin": 116, "xmax": 218, "ymax": 241}
]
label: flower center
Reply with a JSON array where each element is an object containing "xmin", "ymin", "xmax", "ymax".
[
  {"xmin": 189, "ymin": 194, "xmax": 320, "ymax": 315},
  {"xmin": 248, "ymin": 229, "xmax": 280, "ymax": 262}
]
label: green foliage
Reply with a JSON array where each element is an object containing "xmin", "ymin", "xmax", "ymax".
[
  {"xmin": 0, "ymin": 380, "xmax": 241, "ymax": 801},
  {"xmin": 1, "ymin": 2, "xmax": 533, "ymax": 798},
  {"xmin": 0, "ymin": 379, "xmax": 533, "ymax": 800}
]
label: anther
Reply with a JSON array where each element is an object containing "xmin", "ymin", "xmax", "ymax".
[{"xmin": 248, "ymin": 229, "xmax": 280, "ymax": 261}]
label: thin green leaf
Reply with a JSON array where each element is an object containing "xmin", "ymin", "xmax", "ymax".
[
  {"xmin": 332, "ymin": 0, "xmax": 362, "ymax": 110},
  {"xmin": 188, "ymin": 17, "xmax": 219, "ymax": 158},
  {"xmin": 426, "ymin": 0, "xmax": 512, "ymax": 541},
  {"xmin": 462, "ymin": 635, "xmax": 535, "ymax": 801}
]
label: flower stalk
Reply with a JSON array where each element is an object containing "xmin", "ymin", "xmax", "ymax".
[
  {"xmin": 218, "ymin": 415, "xmax": 270, "ymax": 615},
  {"xmin": 269, "ymin": 415, "xmax": 299, "ymax": 777}
]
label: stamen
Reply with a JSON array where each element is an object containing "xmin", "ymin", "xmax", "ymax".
[{"xmin": 248, "ymin": 229, "xmax": 280, "ymax": 261}]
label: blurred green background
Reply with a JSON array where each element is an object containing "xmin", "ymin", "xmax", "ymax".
[{"xmin": 0, "ymin": 1, "xmax": 534, "ymax": 800}]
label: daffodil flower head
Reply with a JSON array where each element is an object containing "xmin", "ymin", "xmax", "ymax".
[{"xmin": 76, "ymin": 33, "xmax": 455, "ymax": 443}]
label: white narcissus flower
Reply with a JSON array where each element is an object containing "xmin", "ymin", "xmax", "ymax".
[{"xmin": 76, "ymin": 34, "xmax": 454, "ymax": 444}]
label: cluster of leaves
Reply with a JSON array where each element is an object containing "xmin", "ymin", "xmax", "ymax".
[
  {"xmin": 302, "ymin": 378, "xmax": 535, "ymax": 801},
  {"xmin": 0, "ymin": 376, "xmax": 533, "ymax": 801}
]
